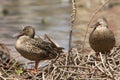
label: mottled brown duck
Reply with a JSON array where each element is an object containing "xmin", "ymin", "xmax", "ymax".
[
  {"xmin": 89, "ymin": 18, "xmax": 115, "ymax": 59},
  {"xmin": 15, "ymin": 26, "xmax": 63, "ymax": 73}
]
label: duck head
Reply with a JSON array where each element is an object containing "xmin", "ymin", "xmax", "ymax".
[
  {"xmin": 17, "ymin": 26, "xmax": 35, "ymax": 38},
  {"xmin": 94, "ymin": 18, "xmax": 108, "ymax": 27}
]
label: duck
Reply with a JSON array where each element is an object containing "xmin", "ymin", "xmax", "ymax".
[
  {"xmin": 15, "ymin": 26, "xmax": 63, "ymax": 73},
  {"xmin": 89, "ymin": 18, "xmax": 115, "ymax": 59}
]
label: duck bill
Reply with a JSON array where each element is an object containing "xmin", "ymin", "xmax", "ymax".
[
  {"xmin": 90, "ymin": 22, "xmax": 99, "ymax": 28},
  {"xmin": 13, "ymin": 31, "xmax": 25, "ymax": 38}
]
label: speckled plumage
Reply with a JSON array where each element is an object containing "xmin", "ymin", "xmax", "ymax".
[
  {"xmin": 15, "ymin": 26, "xmax": 63, "ymax": 72},
  {"xmin": 89, "ymin": 18, "xmax": 115, "ymax": 54}
]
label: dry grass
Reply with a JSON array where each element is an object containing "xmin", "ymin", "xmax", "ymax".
[{"xmin": 0, "ymin": 46, "xmax": 120, "ymax": 80}]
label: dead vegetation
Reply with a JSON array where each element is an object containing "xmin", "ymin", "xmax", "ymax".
[{"xmin": 0, "ymin": 46, "xmax": 120, "ymax": 80}]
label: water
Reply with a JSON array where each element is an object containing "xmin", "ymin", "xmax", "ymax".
[{"xmin": 0, "ymin": 0, "xmax": 71, "ymax": 64}]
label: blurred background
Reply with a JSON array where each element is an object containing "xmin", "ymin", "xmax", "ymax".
[
  {"xmin": 0, "ymin": 0, "xmax": 120, "ymax": 65},
  {"xmin": 0, "ymin": 0, "xmax": 71, "ymax": 63}
]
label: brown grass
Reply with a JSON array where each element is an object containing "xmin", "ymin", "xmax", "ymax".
[{"xmin": 0, "ymin": 46, "xmax": 120, "ymax": 80}]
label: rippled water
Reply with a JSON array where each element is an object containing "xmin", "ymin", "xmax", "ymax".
[{"xmin": 0, "ymin": 0, "xmax": 71, "ymax": 64}]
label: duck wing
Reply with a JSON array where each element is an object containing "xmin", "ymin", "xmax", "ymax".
[{"xmin": 29, "ymin": 38, "xmax": 61, "ymax": 59}]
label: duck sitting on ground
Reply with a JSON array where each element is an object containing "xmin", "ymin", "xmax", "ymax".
[{"xmin": 15, "ymin": 26, "xmax": 63, "ymax": 73}]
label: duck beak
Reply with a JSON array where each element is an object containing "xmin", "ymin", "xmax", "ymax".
[
  {"xmin": 90, "ymin": 22, "xmax": 99, "ymax": 28},
  {"xmin": 13, "ymin": 31, "xmax": 25, "ymax": 38}
]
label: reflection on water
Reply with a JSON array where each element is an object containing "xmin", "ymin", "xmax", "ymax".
[{"xmin": 0, "ymin": 0, "xmax": 71, "ymax": 63}]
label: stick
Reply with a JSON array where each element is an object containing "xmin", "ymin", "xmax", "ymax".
[
  {"xmin": 68, "ymin": 0, "xmax": 77, "ymax": 52},
  {"xmin": 66, "ymin": 0, "xmax": 77, "ymax": 66}
]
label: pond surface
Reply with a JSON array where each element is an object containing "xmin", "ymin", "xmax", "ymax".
[{"xmin": 0, "ymin": 0, "xmax": 71, "ymax": 64}]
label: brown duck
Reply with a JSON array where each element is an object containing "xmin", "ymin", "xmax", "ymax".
[
  {"xmin": 89, "ymin": 18, "xmax": 115, "ymax": 58},
  {"xmin": 15, "ymin": 26, "xmax": 63, "ymax": 73}
]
